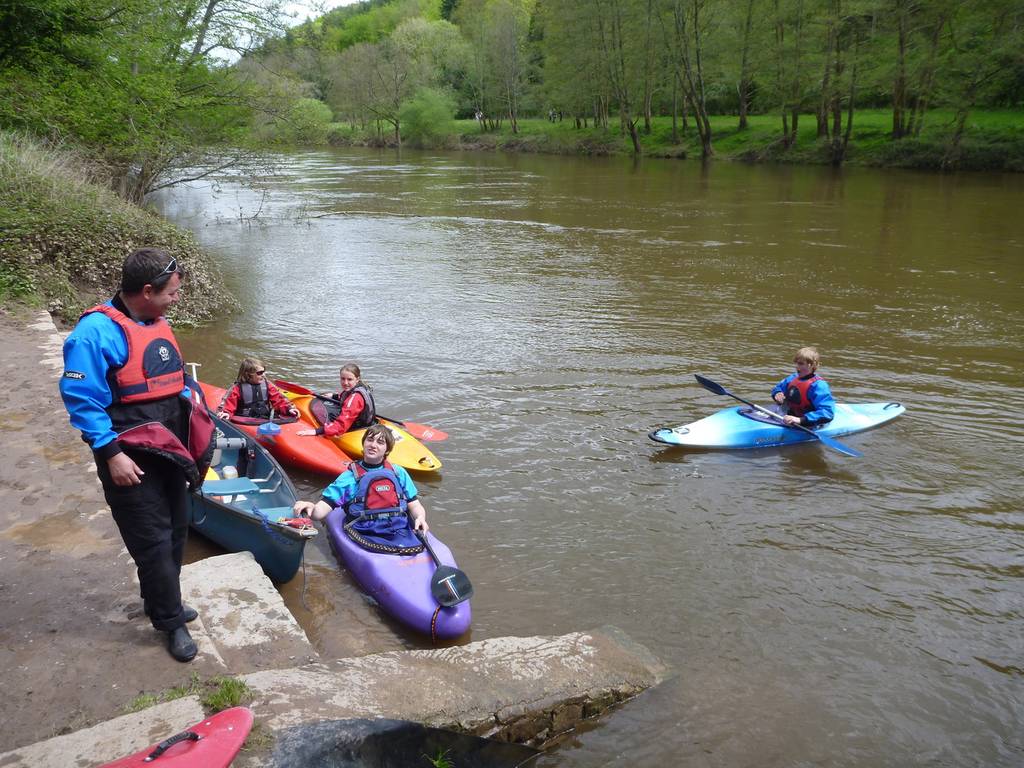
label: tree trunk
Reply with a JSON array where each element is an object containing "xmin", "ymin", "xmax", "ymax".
[
  {"xmin": 908, "ymin": 12, "xmax": 946, "ymax": 137},
  {"xmin": 830, "ymin": 61, "xmax": 843, "ymax": 138},
  {"xmin": 837, "ymin": 50, "xmax": 858, "ymax": 165},
  {"xmin": 689, "ymin": 0, "xmax": 714, "ymax": 157},
  {"xmin": 188, "ymin": 0, "xmax": 218, "ymax": 63},
  {"xmin": 643, "ymin": 0, "xmax": 655, "ymax": 135},
  {"xmin": 773, "ymin": 1, "xmax": 789, "ymax": 145},
  {"xmin": 817, "ymin": 12, "xmax": 834, "ymax": 139},
  {"xmin": 626, "ymin": 115, "xmax": 642, "ymax": 154},
  {"xmin": 785, "ymin": 0, "xmax": 806, "ymax": 148},
  {"xmin": 892, "ymin": 0, "xmax": 908, "ymax": 139},
  {"xmin": 671, "ymin": 78, "xmax": 679, "ymax": 142},
  {"xmin": 944, "ymin": 86, "xmax": 975, "ymax": 170},
  {"xmin": 737, "ymin": 0, "xmax": 756, "ymax": 130}
]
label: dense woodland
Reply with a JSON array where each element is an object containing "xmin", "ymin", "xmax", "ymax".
[{"xmin": 1, "ymin": 0, "xmax": 1022, "ymax": 201}]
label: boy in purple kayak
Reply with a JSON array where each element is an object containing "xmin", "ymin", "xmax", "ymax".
[
  {"xmin": 771, "ymin": 346, "xmax": 835, "ymax": 427},
  {"xmin": 292, "ymin": 423, "xmax": 429, "ymax": 553}
]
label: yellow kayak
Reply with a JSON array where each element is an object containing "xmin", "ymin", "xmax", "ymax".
[{"xmin": 286, "ymin": 391, "xmax": 442, "ymax": 473}]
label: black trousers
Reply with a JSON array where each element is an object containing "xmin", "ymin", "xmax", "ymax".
[{"xmin": 96, "ymin": 450, "xmax": 190, "ymax": 632}]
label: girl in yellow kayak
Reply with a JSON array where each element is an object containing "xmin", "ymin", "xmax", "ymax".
[{"xmin": 296, "ymin": 363, "xmax": 376, "ymax": 438}]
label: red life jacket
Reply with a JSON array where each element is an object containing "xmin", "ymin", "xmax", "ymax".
[
  {"xmin": 346, "ymin": 461, "xmax": 408, "ymax": 520},
  {"xmin": 784, "ymin": 374, "xmax": 821, "ymax": 417},
  {"xmin": 82, "ymin": 302, "xmax": 214, "ymax": 488},
  {"xmin": 84, "ymin": 304, "xmax": 184, "ymax": 404}
]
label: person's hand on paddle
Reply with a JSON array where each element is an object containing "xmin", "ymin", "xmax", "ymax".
[
  {"xmin": 108, "ymin": 452, "xmax": 144, "ymax": 486},
  {"xmin": 408, "ymin": 499, "xmax": 429, "ymax": 534},
  {"xmin": 782, "ymin": 414, "xmax": 802, "ymax": 426},
  {"xmin": 286, "ymin": 406, "xmax": 300, "ymax": 418},
  {"xmin": 216, "ymin": 410, "xmax": 230, "ymax": 420},
  {"xmin": 773, "ymin": 392, "xmax": 786, "ymax": 406}
]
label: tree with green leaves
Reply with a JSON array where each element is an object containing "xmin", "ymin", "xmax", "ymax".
[
  {"xmin": 539, "ymin": 0, "xmax": 608, "ymax": 128},
  {"xmin": 938, "ymin": 0, "xmax": 1024, "ymax": 166},
  {"xmin": 0, "ymin": 0, "xmax": 293, "ymax": 200},
  {"xmin": 660, "ymin": 0, "xmax": 717, "ymax": 157},
  {"xmin": 454, "ymin": 0, "xmax": 533, "ymax": 132}
]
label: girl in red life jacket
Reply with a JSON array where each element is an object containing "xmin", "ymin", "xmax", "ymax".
[
  {"xmin": 217, "ymin": 358, "xmax": 299, "ymax": 420},
  {"xmin": 291, "ymin": 424, "xmax": 428, "ymax": 548},
  {"xmin": 770, "ymin": 346, "xmax": 836, "ymax": 427},
  {"xmin": 296, "ymin": 362, "xmax": 376, "ymax": 438}
]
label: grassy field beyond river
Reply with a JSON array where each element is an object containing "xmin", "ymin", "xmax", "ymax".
[{"xmin": 327, "ymin": 109, "xmax": 1024, "ymax": 172}]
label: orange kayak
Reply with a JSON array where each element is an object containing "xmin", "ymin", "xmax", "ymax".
[
  {"xmin": 284, "ymin": 391, "xmax": 442, "ymax": 473},
  {"xmin": 198, "ymin": 382, "xmax": 352, "ymax": 476}
]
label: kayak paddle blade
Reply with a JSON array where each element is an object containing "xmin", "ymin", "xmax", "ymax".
[
  {"xmin": 695, "ymin": 373, "xmax": 729, "ymax": 396},
  {"xmin": 430, "ymin": 564, "xmax": 474, "ymax": 607},
  {"xmin": 814, "ymin": 432, "xmax": 863, "ymax": 458},
  {"xmin": 417, "ymin": 531, "xmax": 473, "ymax": 607},
  {"xmin": 273, "ymin": 378, "xmax": 313, "ymax": 395}
]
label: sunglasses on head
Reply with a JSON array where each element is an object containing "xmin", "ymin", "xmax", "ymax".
[{"xmin": 149, "ymin": 257, "xmax": 178, "ymax": 286}]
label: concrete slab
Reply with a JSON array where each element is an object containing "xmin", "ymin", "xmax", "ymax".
[
  {"xmin": 235, "ymin": 625, "xmax": 668, "ymax": 752},
  {"xmin": 0, "ymin": 696, "xmax": 206, "ymax": 768},
  {"xmin": 180, "ymin": 552, "xmax": 319, "ymax": 671}
]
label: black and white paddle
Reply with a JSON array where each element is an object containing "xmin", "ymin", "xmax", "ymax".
[{"xmin": 416, "ymin": 531, "xmax": 473, "ymax": 607}]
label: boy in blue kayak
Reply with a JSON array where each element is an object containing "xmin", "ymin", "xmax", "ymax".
[{"xmin": 771, "ymin": 346, "xmax": 835, "ymax": 427}]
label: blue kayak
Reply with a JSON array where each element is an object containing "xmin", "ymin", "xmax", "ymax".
[{"xmin": 649, "ymin": 402, "xmax": 905, "ymax": 450}]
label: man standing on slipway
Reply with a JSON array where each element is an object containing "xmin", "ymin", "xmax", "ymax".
[{"xmin": 60, "ymin": 248, "xmax": 215, "ymax": 662}]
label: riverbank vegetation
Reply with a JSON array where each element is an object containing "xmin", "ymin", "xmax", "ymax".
[
  {"xmin": 0, "ymin": 131, "xmax": 236, "ymax": 324},
  {"xmin": 1, "ymin": 0, "xmax": 1021, "ymax": 194},
  {"xmin": 259, "ymin": 0, "xmax": 1023, "ymax": 170},
  {"xmin": 441, "ymin": 108, "xmax": 1024, "ymax": 170}
]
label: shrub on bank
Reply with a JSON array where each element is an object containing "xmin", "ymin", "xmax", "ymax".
[
  {"xmin": 0, "ymin": 131, "xmax": 237, "ymax": 325},
  {"xmin": 258, "ymin": 98, "xmax": 335, "ymax": 145},
  {"xmin": 399, "ymin": 88, "xmax": 457, "ymax": 148}
]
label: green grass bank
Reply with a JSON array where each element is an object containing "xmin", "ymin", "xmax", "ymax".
[
  {"xmin": 329, "ymin": 109, "xmax": 1024, "ymax": 172},
  {"xmin": 0, "ymin": 132, "xmax": 237, "ymax": 326}
]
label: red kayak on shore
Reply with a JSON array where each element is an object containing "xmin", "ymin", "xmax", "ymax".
[
  {"xmin": 199, "ymin": 381, "xmax": 352, "ymax": 476},
  {"xmin": 100, "ymin": 707, "xmax": 253, "ymax": 767}
]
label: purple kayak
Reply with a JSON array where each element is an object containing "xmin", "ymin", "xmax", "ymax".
[{"xmin": 324, "ymin": 509, "xmax": 472, "ymax": 642}]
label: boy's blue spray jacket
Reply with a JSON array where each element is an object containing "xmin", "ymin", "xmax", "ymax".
[
  {"xmin": 60, "ymin": 296, "xmax": 215, "ymax": 486},
  {"xmin": 770, "ymin": 372, "xmax": 836, "ymax": 426}
]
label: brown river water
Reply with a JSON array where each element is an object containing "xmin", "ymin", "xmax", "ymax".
[{"xmin": 153, "ymin": 149, "xmax": 1023, "ymax": 767}]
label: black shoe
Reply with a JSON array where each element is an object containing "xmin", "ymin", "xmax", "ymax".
[
  {"xmin": 145, "ymin": 602, "xmax": 199, "ymax": 623},
  {"xmin": 168, "ymin": 626, "xmax": 198, "ymax": 662}
]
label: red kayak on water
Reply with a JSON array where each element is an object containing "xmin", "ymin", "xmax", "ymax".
[
  {"xmin": 100, "ymin": 707, "xmax": 253, "ymax": 767},
  {"xmin": 199, "ymin": 381, "xmax": 352, "ymax": 476}
]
